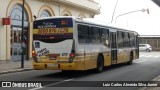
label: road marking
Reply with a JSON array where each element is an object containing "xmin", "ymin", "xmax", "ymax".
[
  {"xmin": 139, "ymin": 55, "xmax": 160, "ymax": 58},
  {"xmin": 139, "ymin": 55, "xmax": 145, "ymax": 57},
  {"xmin": 29, "ymin": 78, "xmax": 76, "ymax": 90},
  {"xmin": 154, "ymin": 55, "xmax": 160, "ymax": 58},
  {"xmin": 145, "ymin": 55, "xmax": 152, "ymax": 57},
  {"xmin": 134, "ymin": 60, "xmax": 147, "ymax": 63}
]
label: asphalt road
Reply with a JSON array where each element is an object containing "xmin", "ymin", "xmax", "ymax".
[{"xmin": 1, "ymin": 51, "xmax": 160, "ymax": 90}]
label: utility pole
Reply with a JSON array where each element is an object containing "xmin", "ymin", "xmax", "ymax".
[
  {"xmin": 21, "ymin": 0, "xmax": 25, "ymax": 68},
  {"xmin": 111, "ymin": 0, "xmax": 119, "ymax": 23}
]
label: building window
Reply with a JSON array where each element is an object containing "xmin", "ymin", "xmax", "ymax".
[
  {"xmin": 10, "ymin": 4, "xmax": 28, "ymax": 21},
  {"xmin": 61, "ymin": 9, "xmax": 72, "ymax": 16},
  {"xmin": 40, "ymin": 10, "xmax": 51, "ymax": 17},
  {"xmin": 78, "ymin": 14, "xmax": 86, "ymax": 18},
  {"xmin": 63, "ymin": 14, "xmax": 69, "ymax": 16},
  {"xmin": 10, "ymin": 4, "xmax": 29, "ymax": 61}
]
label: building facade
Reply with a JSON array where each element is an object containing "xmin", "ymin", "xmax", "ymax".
[
  {"xmin": 0, "ymin": 0, "xmax": 100, "ymax": 61},
  {"xmin": 139, "ymin": 35, "xmax": 160, "ymax": 51}
]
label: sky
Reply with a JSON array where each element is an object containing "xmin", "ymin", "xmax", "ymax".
[{"xmin": 94, "ymin": 0, "xmax": 160, "ymax": 35}]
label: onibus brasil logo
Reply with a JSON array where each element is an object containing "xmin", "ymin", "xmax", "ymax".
[{"xmin": 1, "ymin": 82, "xmax": 42, "ymax": 88}]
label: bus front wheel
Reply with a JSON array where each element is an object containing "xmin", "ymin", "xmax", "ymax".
[{"xmin": 96, "ymin": 55, "xmax": 104, "ymax": 73}]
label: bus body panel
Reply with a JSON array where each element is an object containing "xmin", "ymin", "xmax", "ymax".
[
  {"xmin": 32, "ymin": 17, "xmax": 82, "ymax": 70},
  {"xmin": 32, "ymin": 16, "xmax": 139, "ymax": 71},
  {"xmin": 33, "ymin": 40, "xmax": 73, "ymax": 62}
]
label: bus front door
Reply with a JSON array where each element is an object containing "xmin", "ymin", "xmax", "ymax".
[{"xmin": 110, "ymin": 32, "xmax": 117, "ymax": 64}]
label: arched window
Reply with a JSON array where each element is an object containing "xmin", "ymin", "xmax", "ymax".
[
  {"xmin": 10, "ymin": 4, "xmax": 28, "ymax": 21},
  {"xmin": 78, "ymin": 14, "xmax": 86, "ymax": 18},
  {"xmin": 63, "ymin": 14, "xmax": 69, "ymax": 16},
  {"xmin": 61, "ymin": 9, "xmax": 72, "ymax": 16},
  {"xmin": 40, "ymin": 10, "xmax": 51, "ymax": 17}
]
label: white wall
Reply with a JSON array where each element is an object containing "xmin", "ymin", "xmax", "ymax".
[{"xmin": 0, "ymin": 0, "xmax": 99, "ymax": 60}]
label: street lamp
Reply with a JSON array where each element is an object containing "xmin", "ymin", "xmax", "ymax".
[
  {"xmin": 115, "ymin": 8, "xmax": 149, "ymax": 24},
  {"xmin": 21, "ymin": 0, "xmax": 25, "ymax": 68}
]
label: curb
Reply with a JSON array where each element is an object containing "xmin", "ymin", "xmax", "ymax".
[{"xmin": 0, "ymin": 68, "xmax": 33, "ymax": 75}]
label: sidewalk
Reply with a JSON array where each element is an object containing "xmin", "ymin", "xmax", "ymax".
[{"xmin": 0, "ymin": 60, "xmax": 33, "ymax": 75}]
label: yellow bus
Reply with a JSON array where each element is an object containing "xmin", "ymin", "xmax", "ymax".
[{"xmin": 32, "ymin": 16, "xmax": 139, "ymax": 72}]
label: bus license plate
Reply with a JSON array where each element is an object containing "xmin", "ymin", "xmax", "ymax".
[{"xmin": 48, "ymin": 64, "xmax": 58, "ymax": 67}]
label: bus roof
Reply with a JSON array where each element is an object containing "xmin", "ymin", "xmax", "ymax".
[
  {"xmin": 35, "ymin": 16, "xmax": 138, "ymax": 34},
  {"xmin": 35, "ymin": 16, "xmax": 77, "ymax": 21},
  {"xmin": 76, "ymin": 18, "xmax": 137, "ymax": 33}
]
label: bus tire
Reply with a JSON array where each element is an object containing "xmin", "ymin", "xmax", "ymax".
[
  {"xmin": 127, "ymin": 52, "xmax": 133, "ymax": 65},
  {"xmin": 96, "ymin": 55, "xmax": 104, "ymax": 73}
]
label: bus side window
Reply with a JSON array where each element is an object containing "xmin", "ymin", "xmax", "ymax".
[
  {"xmin": 78, "ymin": 24, "xmax": 90, "ymax": 44},
  {"xmin": 130, "ymin": 33, "xmax": 134, "ymax": 47},
  {"xmin": 117, "ymin": 31, "xmax": 123, "ymax": 48},
  {"xmin": 124, "ymin": 32, "xmax": 129, "ymax": 47},
  {"xmin": 101, "ymin": 28, "xmax": 109, "ymax": 47},
  {"xmin": 91, "ymin": 27, "xmax": 100, "ymax": 44}
]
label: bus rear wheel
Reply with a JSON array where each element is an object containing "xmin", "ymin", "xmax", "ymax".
[{"xmin": 96, "ymin": 55, "xmax": 104, "ymax": 73}]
